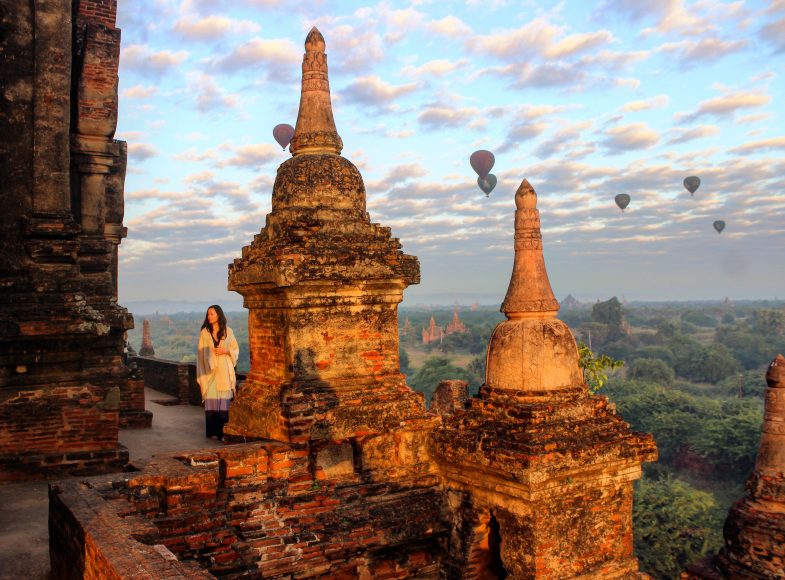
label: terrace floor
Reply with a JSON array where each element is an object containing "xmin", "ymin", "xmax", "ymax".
[{"xmin": 0, "ymin": 388, "xmax": 223, "ymax": 580}]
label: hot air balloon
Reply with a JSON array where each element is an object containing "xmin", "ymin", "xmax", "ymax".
[
  {"xmin": 684, "ymin": 176, "xmax": 700, "ymax": 196},
  {"xmin": 615, "ymin": 193, "xmax": 631, "ymax": 212},
  {"xmin": 478, "ymin": 174, "xmax": 497, "ymax": 196},
  {"xmin": 273, "ymin": 124, "xmax": 295, "ymax": 150},
  {"xmin": 470, "ymin": 150, "xmax": 495, "ymax": 179},
  {"xmin": 713, "ymin": 220, "xmax": 726, "ymax": 234}
]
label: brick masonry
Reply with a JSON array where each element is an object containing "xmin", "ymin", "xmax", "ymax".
[{"xmin": 0, "ymin": 0, "xmax": 139, "ymax": 480}]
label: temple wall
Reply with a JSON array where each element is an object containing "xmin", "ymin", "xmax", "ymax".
[
  {"xmin": 0, "ymin": 0, "xmax": 136, "ymax": 479},
  {"xmin": 49, "ymin": 441, "xmax": 446, "ymax": 579},
  {"xmin": 131, "ymin": 356, "xmax": 200, "ymax": 404}
]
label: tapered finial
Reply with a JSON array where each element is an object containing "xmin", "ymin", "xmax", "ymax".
[
  {"xmin": 290, "ymin": 27, "xmax": 343, "ymax": 156},
  {"xmin": 500, "ymin": 179, "xmax": 560, "ymax": 316}
]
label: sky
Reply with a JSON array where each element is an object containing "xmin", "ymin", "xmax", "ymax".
[{"xmin": 116, "ymin": 0, "xmax": 785, "ymax": 309}]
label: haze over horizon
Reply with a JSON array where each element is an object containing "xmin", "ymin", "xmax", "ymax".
[{"xmin": 116, "ymin": 0, "xmax": 785, "ymax": 308}]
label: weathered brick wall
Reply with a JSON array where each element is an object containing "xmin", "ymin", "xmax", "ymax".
[
  {"xmin": 0, "ymin": 0, "xmax": 132, "ymax": 479},
  {"xmin": 131, "ymin": 356, "xmax": 199, "ymax": 404},
  {"xmin": 119, "ymin": 373, "xmax": 152, "ymax": 428},
  {"xmin": 0, "ymin": 385, "xmax": 127, "ymax": 481},
  {"xmin": 50, "ymin": 441, "xmax": 447, "ymax": 578},
  {"xmin": 76, "ymin": 0, "xmax": 118, "ymax": 31}
]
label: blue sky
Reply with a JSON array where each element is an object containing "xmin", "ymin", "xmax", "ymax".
[{"xmin": 116, "ymin": 0, "xmax": 785, "ymax": 307}]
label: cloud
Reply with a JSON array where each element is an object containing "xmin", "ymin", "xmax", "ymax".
[
  {"xmin": 622, "ymin": 94, "xmax": 670, "ymax": 112},
  {"xmin": 401, "ymin": 59, "xmax": 470, "ymax": 78},
  {"xmin": 417, "ymin": 104, "xmax": 481, "ymax": 130},
  {"xmin": 187, "ymin": 72, "xmax": 238, "ymax": 112},
  {"xmin": 127, "ymin": 142, "xmax": 158, "ymax": 161},
  {"xmin": 676, "ymin": 90, "xmax": 771, "ymax": 123},
  {"xmin": 596, "ymin": 0, "xmax": 711, "ymax": 36},
  {"xmin": 318, "ymin": 25, "xmax": 384, "ymax": 71},
  {"xmin": 666, "ymin": 125, "xmax": 720, "ymax": 145},
  {"xmin": 533, "ymin": 120, "xmax": 594, "ymax": 159},
  {"xmin": 367, "ymin": 163, "xmax": 429, "ymax": 192},
  {"xmin": 657, "ymin": 37, "xmax": 747, "ymax": 65},
  {"xmin": 122, "ymin": 85, "xmax": 158, "ymax": 99},
  {"xmin": 470, "ymin": 17, "xmax": 562, "ymax": 61},
  {"xmin": 121, "ymin": 44, "xmax": 188, "ymax": 74},
  {"xmin": 512, "ymin": 62, "xmax": 585, "ymax": 89},
  {"xmin": 760, "ymin": 15, "xmax": 785, "ymax": 53},
  {"xmin": 601, "ymin": 122, "xmax": 660, "ymax": 152},
  {"xmin": 729, "ymin": 137, "xmax": 785, "ymax": 154},
  {"xmin": 126, "ymin": 188, "xmax": 186, "ymax": 201},
  {"xmin": 427, "ymin": 15, "xmax": 471, "ymax": 38},
  {"xmin": 173, "ymin": 148, "xmax": 221, "ymax": 163},
  {"xmin": 220, "ymin": 144, "xmax": 280, "ymax": 168},
  {"xmin": 545, "ymin": 30, "xmax": 614, "ymax": 58},
  {"xmin": 172, "ymin": 15, "xmax": 260, "ymax": 41},
  {"xmin": 207, "ymin": 37, "xmax": 300, "ymax": 79},
  {"xmin": 340, "ymin": 76, "xmax": 420, "ymax": 108}
]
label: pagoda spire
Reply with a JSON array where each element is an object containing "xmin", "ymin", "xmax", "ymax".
[
  {"xmin": 290, "ymin": 27, "xmax": 343, "ymax": 156},
  {"xmin": 500, "ymin": 179, "xmax": 560, "ymax": 317}
]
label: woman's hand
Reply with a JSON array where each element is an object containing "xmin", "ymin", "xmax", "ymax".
[{"xmin": 214, "ymin": 346, "xmax": 228, "ymax": 356}]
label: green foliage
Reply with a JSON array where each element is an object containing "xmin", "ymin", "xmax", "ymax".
[
  {"xmin": 754, "ymin": 308, "xmax": 785, "ymax": 336},
  {"xmin": 669, "ymin": 336, "xmax": 739, "ymax": 384},
  {"xmin": 604, "ymin": 378, "xmax": 762, "ymax": 478},
  {"xmin": 681, "ymin": 310, "xmax": 718, "ymax": 328},
  {"xmin": 399, "ymin": 347, "xmax": 411, "ymax": 375},
  {"xmin": 630, "ymin": 345, "xmax": 676, "ymax": 367},
  {"xmin": 577, "ymin": 340, "xmax": 624, "ymax": 394},
  {"xmin": 591, "ymin": 296, "xmax": 626, "ymax": 342},
  {"xmin": 408, "ymin": 356, "xmax": 476, "ymax": 402},
  {"xmin": 715, "ymin": 325, "xmax": 785, "ymax": 371},
  {"xmin": 633, "ymin": 474, "xmax": 723, "ymax": 579},
  {"xmin": 687, "ymin": 398, "xmax": 762, "ymax": 475},
  {"xmin": 629, "ymin": 358, "xmax": 675, "ymax": 385},
  {"xmin": 716, "ymin": 368, "xmax": 768, "ymax": 398}
]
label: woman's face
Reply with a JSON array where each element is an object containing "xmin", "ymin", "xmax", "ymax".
[{"xmin": 207, "ymin": 308, "xmax": 218, "ymax": 325}]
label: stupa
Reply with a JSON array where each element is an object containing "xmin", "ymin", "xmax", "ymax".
[
  {"xmin": 431, "ymin": 180, "xmax": 658, "ymax": 578},
  {"xmin": 684, "ymin": 354, "xmax": 785, "ymax": 579},
  {"xmin": 224, "ymin": 27, "xmax": 426, "ymax": 445}
]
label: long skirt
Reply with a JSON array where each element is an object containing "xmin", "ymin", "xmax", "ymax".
[
  {"xmin": 204, "ymin": 396, "xmax": 231, "ymax": 438},
  {"xmin": 204, "ymin": 375, "xmax": 232, "ymax": 438}
]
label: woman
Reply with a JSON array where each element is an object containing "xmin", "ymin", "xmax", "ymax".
[{"xmin": 196, "ymin": 305, "xmax": 239, "ymax": 440}]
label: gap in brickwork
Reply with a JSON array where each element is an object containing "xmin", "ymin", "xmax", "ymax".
[{"xmin": 487, "ymin": 513, "xmax": 508, "ymax": 580}]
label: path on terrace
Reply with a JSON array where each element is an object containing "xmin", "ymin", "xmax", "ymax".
[{"xmin": 0, "ymin": 388, "xmax": 223, "ymax": 579}]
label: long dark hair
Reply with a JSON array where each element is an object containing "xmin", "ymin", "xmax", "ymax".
[{"xmin": 201, "ymin": 304, "xmax": 227, "ymax": 341}]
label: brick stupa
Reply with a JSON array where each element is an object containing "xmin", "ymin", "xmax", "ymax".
[
  {"xmin": 431, "ymin": 180, "xmax": 658, "ymax": 578},
  {"xmin": 224, "ymin": 27, "xmax": 426, "ymax": 445},
  {"xmin": 684, "ymin": 354, "xmax": 785, "ymax": 579}
]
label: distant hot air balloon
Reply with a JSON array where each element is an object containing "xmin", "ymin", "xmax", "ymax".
[
  {"xmin": 683, "ymin": 176, "xmax": 701, "ymax": 196},
  {"xmin": 273, "ymin": 124, "xmax": 295, "ymax": 150},
  {"xmin": 713, "ymin": 220, "xmax": 726, "ymax": 234},
  {"xmin": 470, "ymin": 150, "xmax": 495, "ymax": 179},
  {"xmin": 615, "ymin": 193, "xmax": 631, "ymax": 212},
  {"xmin": 478, "ymin": 174, "xmax": 497, "ymax": 196}
]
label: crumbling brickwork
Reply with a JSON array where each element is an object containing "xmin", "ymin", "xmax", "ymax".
[
  {"xmin": 683, "ymin": 354, "xmax": 785, "ymax": 579},
  {"xmin": 0, "ymin": 0, "xmax": 142, "ymax": 480},
  {"xmin": 50, "ymin": 441, "xmax": 446, "ymax": 579}
]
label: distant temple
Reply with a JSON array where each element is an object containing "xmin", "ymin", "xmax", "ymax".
[
  {"xmin": 422, "ymin": 315, "xmax": 444, "ymax": 344},
  {"xmin": 422, "ymin": 310, "xmax": 467, "ymax": 344},
  {"xmin": 562, "ymin": 294, "xmax": 582, "ymax": 309},
  {"xmin": 446, "ymin": 309, "xmax": 468, "ymax": 335}
]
